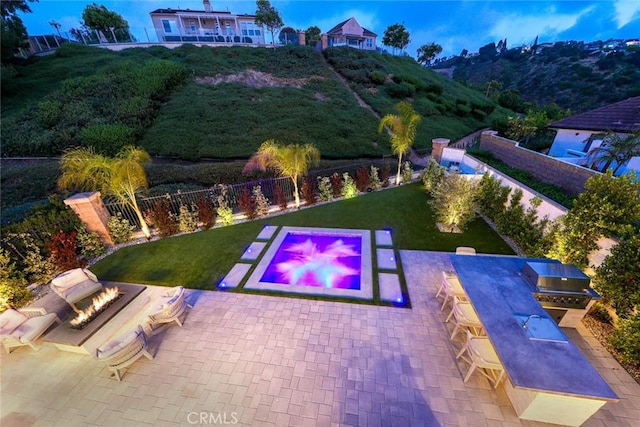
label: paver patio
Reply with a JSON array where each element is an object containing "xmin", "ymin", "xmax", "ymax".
[{"xmin": 1, "ymin": 251, "xmax": 639, "ymax": 426}]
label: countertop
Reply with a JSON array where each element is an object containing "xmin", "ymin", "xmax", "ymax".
[{"xmin": 449, "ymin": 254, "xmax": 619, "ymax": 401}]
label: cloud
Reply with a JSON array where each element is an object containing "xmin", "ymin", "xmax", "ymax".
[
  {"xmin": 613, "ymin": 0, "xmax": 640, "ymax": 28},
  {"xmin": 487, "ymin": 5, "xmax": 594, "ymax": 46}
]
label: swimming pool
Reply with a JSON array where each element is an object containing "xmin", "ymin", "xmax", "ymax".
[{"xmin": 244, "ymin": 227, "xmax": 373, "ymax": 299}]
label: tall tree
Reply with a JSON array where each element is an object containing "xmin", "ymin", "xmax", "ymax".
[
  {"xmin": 416, "ymin": 42, "xmax": 443, "ymax": 66},
  {"xmin": 1, "ymin": 0, "xmax": 36, "ymax": 64},
  {"xmin": 378, "ymin": 101, "xmax": 421, "ymax": 186},
  {"xmin": 587, "ymin": 131, "xmax": 640, "ymax": 174},
  {"xmin": 278, "ymin": 26, "xmax": 296, "ymax": 45},
  {"xmin": 382, "ymin": 23, "xmax": 410, "ymax": 55},
  {"xmin": 244, "ymin": 140, "xmax": 320, "ymax": 209},
  {"xmin": 305, "ymin": 25, "xmax": 321, "ymax": 46},
  {"xmin": 58, "ymin": 146, "xmax": 153, "ymax": 239},
  {"xmin": 78, "ymin": 3, "xmax": 130, "ymax": 43},
  {"xmin": 255, "ymin": 0, "xmax": 283, "ymax": 45}
]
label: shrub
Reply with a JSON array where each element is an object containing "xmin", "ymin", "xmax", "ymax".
[
  {"xmin": 420, "ymin": 158, "xmax": 445, "ymax": 194},
  {"xmin": 590, "ymin": 302, "xmax": 613, "ymax": 324},
  {"xmin": 593, "ymin": 233, "xmax": 640, "ymax": 318},
  {"xmin": 355, "ymin": 166, "xmax": 371, "ymax": 192},
  {"xmin": 107, "ymin": 213, "xmax": 135, "ymax": 244},
  {"xmin": 476, "ymin": 174, "xmax": 510, "ymax": 221},
  {"xmin": 216, "ymin": 185, "xmax": 234, "ymax": 226},
  {"xmin": 369, "ymin": 166, "xmax": 381, "ymax": 190},
  {"xmin": 610, "ymin": 312, "xmax": 640, "ymax": 367},
  {"xmin": 178, "ymin": 205, "xmax": 198, "ymax": 233},
  {"xmin": 301, "ymin": 176, "xmax": 317, "ymax": 206},
  {"xmin": 238, "ymin": 187, "xmax": 256, "ymax": 220},
  {"xmin": 341, "ymin": 173, "xmax": 358, "ymax": 199},
  {"xmin": 317, "ymin": 176, "xmax": 333, "ymax": 202},
  {"xmin": 273, "ymin": 183, "xmax": 288, "ymax": 211},
  {"xmin": 386, "ymin": 82, "xmax": 416, "ymax": 98},
  {"xmin": 369, "ymin": 70, "xmax": 386, "ymax": 85},
  {"xmin": 195, "ymin": 195, "xmax": 217, "ymax": 229},
  {"xmin": 76, "ymin": 226, "xmax": 106, "ymax": 259},
  {"xmin": 430, "ymin": 174, "xmax": 477, "ymax": 231},
  {"xmin": 49, "ymin": 230, "xmax": 87, "ymax": 271},
  {"xmin": 149, "ymin": 199, "xmax": 178, "ymax": 237},
  {"xmin": 331, "ymin": 172, "xmax": 343, "ymax": 197},
  {"xmin": 253, "ymin": 185, "xmax": 270, "ymax": 217},
  {"xmin": 79, "ymin": 123, "xmax": 136, "ymax": 156},
  {"xmin": 0, "ymin": 248, "xmax": 32, "ymax": 310},
  {"xmin": 9, "ymin": 233, "xmax": 59, "ymax": 285},
  {"xmin": 402, "ymin": 161, "xmax": 413, "ymax": 184}
]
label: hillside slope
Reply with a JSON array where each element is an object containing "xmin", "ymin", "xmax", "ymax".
[{"xmin": 437, "ymin": 42, "xmax": 640, "ymax": 113}]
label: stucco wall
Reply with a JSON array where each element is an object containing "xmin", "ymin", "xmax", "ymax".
[
  {"xmin": 479, "ymin": 131, "xmax": 598, "ymax": 196},
  {"xmin": 342, "ymin": 20, "xmax": 364, "ymax": 37}
]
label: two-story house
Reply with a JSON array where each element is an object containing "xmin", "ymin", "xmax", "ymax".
[
  {"xmin": 325, "ymin": 17, "xmax": 376, "ymax": 50},
  {"xmin": 150, "ymin": 0, "xmax": 265, "ymax": 44}
]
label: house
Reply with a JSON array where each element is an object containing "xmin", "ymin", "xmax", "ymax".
[
  {"xmin": 324, "ymin": 17, "xmax": 376, "ymax": 50},
  {"xmin": 149, "ymin": 0, "xmax": 265, "ymax": 44},
  {"xmin": 547, "ymin": 96, "xmax": 640, "ymax": 176}
]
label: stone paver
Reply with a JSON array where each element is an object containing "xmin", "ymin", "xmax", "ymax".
[
  {"xmin": 219, "ymin": 263, "xmax": 252, "ymax": 288},
  {"xmin": 240, "ymin": 242, "xmax": 267, "ymax": 261},
  {"xmin": 256, "ymin": 225, "xmax": 279, "ymax": 241},
  {"xmin": 378, "ymin": 273, "xmax": 403, "ymax": 303},
  {"xmin": 1, "ymin": 251, "xmax": 639, "ymax": 427},
  {"xmin": 374, "ymin": 230, "xmax": 393, "ymax": 247},
  {"xmin": 376, "ymin": 248, "xmax": 397, "ymax": 270}
]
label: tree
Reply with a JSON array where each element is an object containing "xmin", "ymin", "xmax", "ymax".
[
  {"xmin": 547, "ymin": 170, "xmax": 640, "ymax": 268},
  {"xmin": 58, "ymin": 146, "xmax": 153, "ymax": 239},
  {"xmin": 430, "ymin": 174, "xmax": 478, "ymax": 232},
  {"xmin": 482, "ymin": 80, "xmax": 503, "ymax": 99},
  {"xmin": 255, "ymin": 0, "xmax": 283, "ymax": 45},
  {"xmin": 378, "ymin": 101, "xmax": 421, "ymax": 186},
  {"xmin": 244, "ymin": 140, "xmax": 320, "ymax": 209},
  {"xmin": 78, "ymin": 3, "xmax": 130, "ymax": 43},
  {"xmin": 587, "ymin": 131, "xmax": 640, "ymax": 174},
  {"xmin": 382, "ymin": 23, "xmax": 410, "ymax": 55},
  {"xmin": 305, "ymin": 25, "xmax": 321, "ymax": 46},
  {"xmin": 416, "ymin": 42, "xmax": 443, "ymax": 66},
  {"xmin": 1, "ymin": 0, "xmax": 36, "ymax": 64}
]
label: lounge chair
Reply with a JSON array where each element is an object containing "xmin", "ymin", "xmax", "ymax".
[
  {"xmin": 96, "ymin": 325, "xmax": 153, "ymax": 381},
  {"xmin": 50, "ymin": 268, "xmax": 104, "ymax": 312},
  {"xmin": 144, "ymin": 286, "xmax": 192, "ymax": 335},
  {"xmin": 0, "ymin": 307, "xmax": 60, "ymax": 354}
]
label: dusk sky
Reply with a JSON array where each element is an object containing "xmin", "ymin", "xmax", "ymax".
[{"xmin": 19, "ymin": 1, "xmax": 640, "ymax": 57}]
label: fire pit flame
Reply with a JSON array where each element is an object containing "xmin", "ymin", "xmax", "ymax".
[{"xmin": 71, "ymin": 287, "xmax": 120, "ymax": 329}]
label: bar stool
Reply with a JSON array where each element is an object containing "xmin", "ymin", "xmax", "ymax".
[
  {"xmin": 436, "ymin": 271, "xmax": 467, "ymax": 312},
  {"xmin": 456, "ymin": 329, "xmax": 505, "ymax": 389},
  {"xmin": 447, "ymin": 296, "xmax": 483, "ymax": 340}
]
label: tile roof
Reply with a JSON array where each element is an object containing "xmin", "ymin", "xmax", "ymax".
[{"xmin": 549, "ymin": 96, "xmax": 640, "ymax": 133}]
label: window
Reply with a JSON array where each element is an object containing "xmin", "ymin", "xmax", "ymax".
[
  {"xmin": 226, "ymin": 22, "xmax": 232, "ymax": 35},
  {"xmin": 241, "ymin": 22, "xmax": 258, "ymax": 36},
  {"xmin": 189, "ymin": 20, "xmax": 196, "ymax": 32},
  {"xmin": 162, "ymin": 20, "xmax": 172, "ymax": 33},
  {"xmin": 366, "ymin": 37, "xmax": 373, "ymax": 48}
]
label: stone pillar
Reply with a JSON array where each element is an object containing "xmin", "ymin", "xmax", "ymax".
[
  {"xmin": 297, "ymin": 30, "xmax": 305, "ymax": 46},
  {"xmin": 64, "ymin": 192, "xmax": 114, "ymax": 246},
  {"xmin": 321, "ymin": 33, "xmax": 328, "ymax": 50},
  {"xmin": 431, "ymin": 138, "xmax": 450, "ymax": 164}
]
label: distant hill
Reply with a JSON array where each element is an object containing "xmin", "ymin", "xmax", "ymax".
[
  {"xmin": 1, "ymin": 43, "xmax": 510, "ymax": 160},
  {"xmin": 433, "ymin": 40, "xmax": 640, "ymax": 113}
]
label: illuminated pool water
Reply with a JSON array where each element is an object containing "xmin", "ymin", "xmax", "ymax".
[
  {"xmin": 244, "ymin": 227, "xmax": 373, "ymax": 300},
  {"xmin": 260, "ymin": 232, "xmax": 362, "ymax": 289}
]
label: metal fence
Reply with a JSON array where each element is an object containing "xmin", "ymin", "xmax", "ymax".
[
  {"xmin": 1, "ymin": 216, "xmax": 80, "ymax": 262},
  {"xmin": 105, "ymin": 160, "xmax": 392, "ymax": 228}
]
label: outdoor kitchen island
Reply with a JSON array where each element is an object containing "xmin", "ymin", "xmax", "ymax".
[{"xmin": 449, "ymin": 254, "xmax": 619, "ymax": 427}]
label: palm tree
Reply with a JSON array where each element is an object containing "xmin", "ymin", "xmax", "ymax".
[
  {"xmin": 378, "ymin": 101, "xmax": 421, "ymax": 185},
  {"xmin": 244, "ymin": 140, "xmax": 320, "ymax": 209},
  {"xmin": 58, "ymin": 146, "xmax": 153, "ymax": 239},
  {"xmin": 587, "ymin": 131, "xmax": 640, "ymax": 174}
]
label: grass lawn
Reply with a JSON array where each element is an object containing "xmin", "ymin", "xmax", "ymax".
[{"xmin": 91, "ymin": 183, "xmax": 514, "ymax": 290}]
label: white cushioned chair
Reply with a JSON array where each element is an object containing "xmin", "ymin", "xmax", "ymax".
[
  {"xmin": 0, "ymin": 307, "xmax": 60, "ymax": 354},
  {"xmin": 96, "ymin": 325, "xmax": 153, "ymax": 381},
  {"xmin": 144, "ymin": 286, "xmax": 192, "ymax": 335},
  {"xmin": 50, "ymin": 268, "xmax": 104, "ymax": 312}
]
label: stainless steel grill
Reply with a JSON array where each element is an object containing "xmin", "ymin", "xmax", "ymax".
[{"xmin": 523, "ymin": 262, "xmax": 593, "ymax": 309}]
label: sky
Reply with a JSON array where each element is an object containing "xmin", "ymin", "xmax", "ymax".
[{"xmin": 19, "ymin": 0, "xmax": 640, "ymax": 58}]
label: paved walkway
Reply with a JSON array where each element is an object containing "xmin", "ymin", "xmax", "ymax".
[{"xmin": 1, "ymin": 251, "xmax": 639, "ymax": 426}]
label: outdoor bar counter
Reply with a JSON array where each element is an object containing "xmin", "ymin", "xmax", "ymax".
[{"xmin": 449, "ymin": 254, "xmax": 619, "ymax": 427}]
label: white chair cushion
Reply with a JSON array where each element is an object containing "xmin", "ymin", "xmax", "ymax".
[
  {"xmin": 14, "ymin": 313, "xmax": 58, "ymax": 343},
  {"xmin": 96, "ymin": 328, "xmax": 140, "ymax": 359},
  {"xmin": 51, "ymin": 268, "xmax": 90, "ymax": 291},
  {"xmin": 0, "ymin": 309, "xmax": 28, "ymax": 336}
]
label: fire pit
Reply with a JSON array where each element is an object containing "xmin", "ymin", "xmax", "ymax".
[{"xmin": 70, "ymin": 287, "xmax": 122, "ymax": 330}]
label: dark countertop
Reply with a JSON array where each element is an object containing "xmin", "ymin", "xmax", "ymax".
[{"xmin": 449, "ymin": 254, "xmax": 619, "ymax": 401}]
